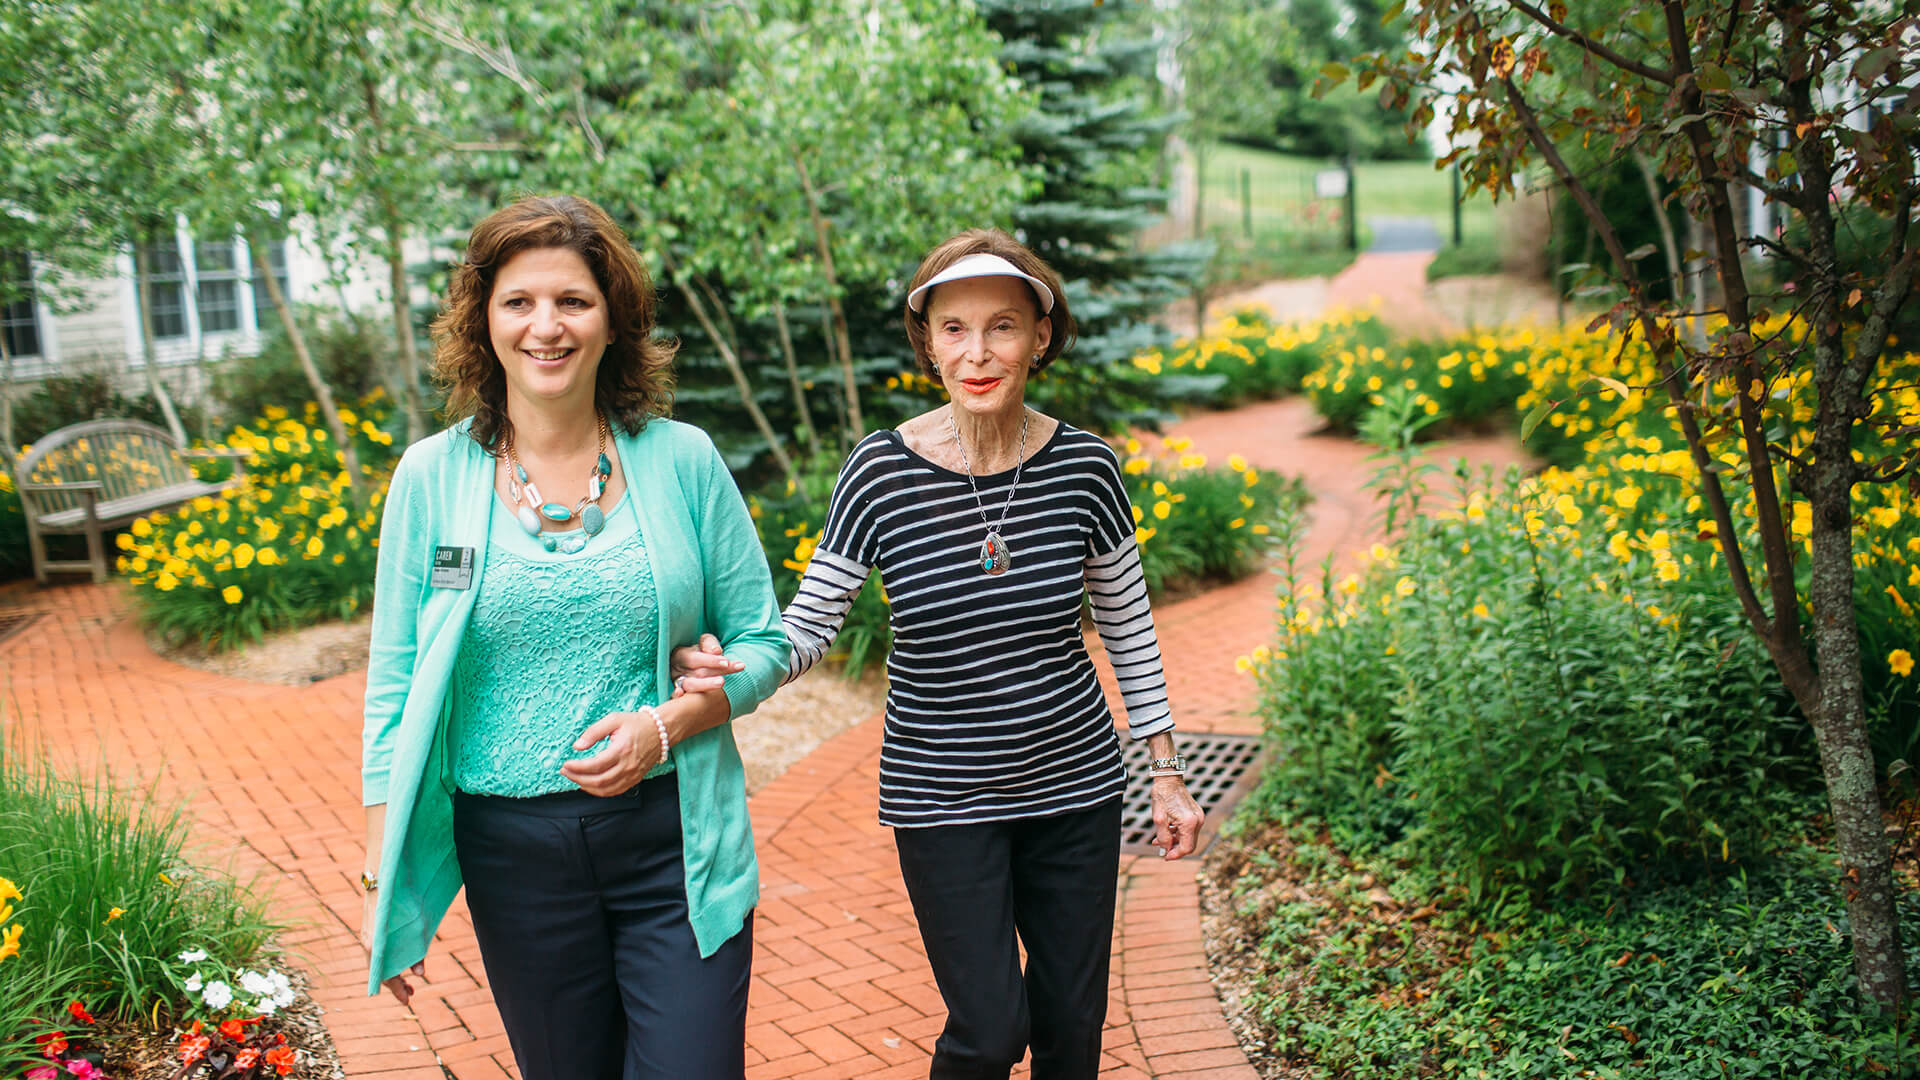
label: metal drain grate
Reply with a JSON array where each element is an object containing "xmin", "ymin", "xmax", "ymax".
[
  {"xmin": 1118, "ymin": 731, "xmax": 1264, "ymax": 855},
  {"xmin": 0, "ymin": 611, "xmax": 42, "ymax": 648}
]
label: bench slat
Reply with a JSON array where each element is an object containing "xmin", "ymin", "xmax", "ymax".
[{"xmin": 33, "ymin": 480, "xmax": 238, "ymax": 532}]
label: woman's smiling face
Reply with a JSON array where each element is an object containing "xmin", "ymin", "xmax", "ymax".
[
  {"xmin": 487, "ymin": 246, "xmax": 611, "ymax": 412},
  {"xmin": 924, "ymin": 275, "xmax": 1051, "ymax": 420}
]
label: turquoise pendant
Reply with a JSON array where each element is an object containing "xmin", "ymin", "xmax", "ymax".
[
  {"xmin": 581, "ymin": 504, "xmax": 606, "ymax": 535},
  {"xmin": 539, "ymin": 502, "xmax": 574, "ymax": 522},
  {"xmin": 979, "ymin": 531, "xmax": 1010, "ymax": 576},
  {"xmin": 515, "ymin": 505, "xmax": 542, "ymax": 535},
  {"xmin": 597, "ymin": 452, "xmax": 612, "ymax": 477},
  {"xmin": 539, "ymin": 534, "xmax": 558, "ymax": 552},
  {"xmin": 556, "ymin": 532, "xmax": 590, "ymax": 555}
]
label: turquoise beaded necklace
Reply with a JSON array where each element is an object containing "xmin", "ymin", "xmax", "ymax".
[{"xmin": 503, "ymin": 412, "xmax": 613, "ymax": 554}]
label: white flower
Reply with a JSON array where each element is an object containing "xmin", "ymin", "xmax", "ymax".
[
  {"xmin": 270, "ymin": 971, "xmax": 296, "ymax": 1008},
  {"xmin": 178, "ymin": 948, "xmax": 209, "ymax": 963},
  {"xmin": 201, "ymin": 980, "xmax": 234, "ymax": 1010},
  {"xmin": 239, "ymin": 970, "xmax": 274, "ymax": 996},
  {"xmin": 254, "ymin": 998, "xmax": 278, "ymax": 1016},
  {"xmin": 184, "ymin": 973, "xmax": 203, "ymax": 993}
]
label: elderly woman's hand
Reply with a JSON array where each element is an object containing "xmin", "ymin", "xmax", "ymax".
[
  {"xmin": 669, "ymin": 633, "xmax": 742, "ymax": 699},
  {"xmin": 1151, "ymin": 776, "xmax": 1205, "ymax": 860}
]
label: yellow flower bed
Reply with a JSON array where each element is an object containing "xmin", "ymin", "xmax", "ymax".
[{"xmin": 122, "ymin": 397, "xmax": 400, "ymax": 650}]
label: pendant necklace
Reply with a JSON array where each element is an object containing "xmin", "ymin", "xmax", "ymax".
[
  {"xmin": 503, "ymin": 412, "xmax": 613, "ymax": 554},
  {"xmin": 949, "ymin": 406, "xmax": 1027, "ymax": 576}
]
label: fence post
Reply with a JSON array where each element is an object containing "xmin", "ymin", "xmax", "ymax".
[
  {"xmin": 1451, "ymin": 164, "xmax": 1464, "ymax": 247},
  {"xmin": 1241, "ymin": 167, "xmax": 1253, "ymax": 239},
  {"xmin": 1343, "ymin": 153, "xmax": 1359, "ymax": 252}
]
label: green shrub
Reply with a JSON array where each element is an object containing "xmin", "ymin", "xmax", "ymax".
[
  {"xmin": 214, "ymin": 311, "xmax": 405, "ymax": 428},
  {"xmin": 0, "ymin": 738, "xmax": 284, "ymax": 1061},
  {"xmin": 11, "ymin": 370, "xmax": 200, "ymax": 448},
  {"xmin": 1119, "ymin": 435, "xmax": 1307, "ymax": 591},
  {"xmin": 1253, "ymin": 464, "xmax": 1811, "ymax": 899},
  {"xmin": 1301, "ymin": 328, "xmax": 1534, "ymax": 436},
  {"xmin": 1424, "ymin": 235, "xmax": 1505, "ymax": 281},
  {"xmin": 1132, "ymin": 307, "xmax": 1390, "ymax": 406}
]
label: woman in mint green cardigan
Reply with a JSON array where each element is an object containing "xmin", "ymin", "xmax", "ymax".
[{"xmin": 359, "ymin": 195, "xmax": 787, "ymax": 1080}]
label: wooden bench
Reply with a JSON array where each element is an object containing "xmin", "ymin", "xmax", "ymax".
[{"xmin": 14, "ymin": 419, "xmax": 249, "ymax": 584}]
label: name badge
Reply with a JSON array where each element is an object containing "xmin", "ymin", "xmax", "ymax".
[{"xmin": 429, "ymin": 546, "xmax": 475, "ymax": 590}]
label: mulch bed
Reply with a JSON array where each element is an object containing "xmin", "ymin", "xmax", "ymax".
[{"xmin": 49, "ymin": 964, "xmax": 343, "ymax": 1080}]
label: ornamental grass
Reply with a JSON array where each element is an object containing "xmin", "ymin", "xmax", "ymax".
[{"xmin": 0, "ymin": 737, "xmax": 291, "ymax": 1076}]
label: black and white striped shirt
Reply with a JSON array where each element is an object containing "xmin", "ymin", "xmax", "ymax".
[{"xmin": 784, "ymin": 423, "xmax": 1174, "ymax": 828}]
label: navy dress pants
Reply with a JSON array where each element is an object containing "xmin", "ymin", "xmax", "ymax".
[
  {"xmin": 452, "ymin": 775, "xmax": 752, "ymax": 1080},
  {"xmin": 893, "ymin": 798, "xmax": 1123, "ymax": 1080}
]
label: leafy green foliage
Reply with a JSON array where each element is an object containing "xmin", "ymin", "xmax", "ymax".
[
  {"xmin": 1254, "ymin": 465, "xmax": 1810, "ymax": 899},
  {"xmin": 0, "ymin": 741, "xmax": 283, "ymax": 1034},
  {"xmin": 1210, "ymin": 810, "xmax": 1920, "ymax": 1079}
]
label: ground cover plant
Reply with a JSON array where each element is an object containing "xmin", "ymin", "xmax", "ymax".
[
  {"xmin": 0, "ymin": 740, "xmax": 307, "ymax": 1077},
  {"xmin": 1205, "ymin": 806, "xmax": 1920, "ymax": 1079}
]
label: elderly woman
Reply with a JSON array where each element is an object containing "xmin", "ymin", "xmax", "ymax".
[
  {"xmin": 360, "ymin": 194, "xmax": 787, "ymax": 1079},
  {"xmin": 678, "ymin": 228, "xmax": 1203, "ymax": 1079}
]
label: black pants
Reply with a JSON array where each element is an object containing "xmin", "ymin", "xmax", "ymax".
[
  {"xmin": 452, "ymin": 775, "xmax": 752, "ymax": 1080},
  {"xmin": 893, "ymin": 798, "xmax": 1123, "ymax": 1080}
]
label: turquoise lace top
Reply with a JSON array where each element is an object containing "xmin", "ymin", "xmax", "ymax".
[{"xmin": 449, "ymin": 490, "xmax": 672, "ymax": 797}]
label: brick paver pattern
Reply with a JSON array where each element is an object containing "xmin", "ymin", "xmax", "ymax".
[{"xmin": 3, "ymin": 263, "xmax": 1528, "ymax": 1078}]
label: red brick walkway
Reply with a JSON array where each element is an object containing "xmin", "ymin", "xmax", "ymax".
[{"xmin": 1, "ymin": 396, "xmax": 1526, "ymax": 1079}]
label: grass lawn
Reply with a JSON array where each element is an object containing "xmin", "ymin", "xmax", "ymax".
[{"xmin": 1196, "ymin": 141, "xmax": 1498, "ymax": 249}]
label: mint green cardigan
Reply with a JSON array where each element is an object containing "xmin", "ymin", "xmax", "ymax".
[{"xmin": 361, "ymin": 416, "xmax": 788, "ymax": 995}]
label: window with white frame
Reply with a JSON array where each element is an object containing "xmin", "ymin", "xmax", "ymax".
[
  {"xmin": 195, "ymin": 240, "xmax": 242, "ymax": 334},
  {"xmin": 1, "ymin": 251, "xmax": 40, "ymax": 357},
  {"xmin": 141, "ymin": 242, "xmax": 190, "ymax": 339}
]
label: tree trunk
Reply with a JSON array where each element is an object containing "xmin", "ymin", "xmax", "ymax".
[
  {"xmin": 384, "ymin": 233, "xmax": 426, "ymax": 445},
  {"xmin": 791, "ymin": 152, "xmax": 864, "ymax": 440},
  {"xmin": 1631, "ymin": 151, "xmax": 1687, "ymax": 309},
  {"xmin": 358, "ymin": 70, "xmax": 427, "ymax": 445},
  {"xmin": 1193, "ymin": 140, "xmax": 1210, "ymax": 328},
  {"xmin": 675, "ymin": 270, "xmax": 797, "ymax": 486},
  {"xmin": 131, "ymin": 238, "xmax": 189, "ymax": 445},
  {"xmin": 1, "ymin": 328, "xmax": 17, "ymax": 472},
  {"xmin": 252, "ymin": 232, "xmax": 361, "ymax": 496},
  {"xmin": 772, "ymin": 299, "xmax": 820, "ymax": 459}
]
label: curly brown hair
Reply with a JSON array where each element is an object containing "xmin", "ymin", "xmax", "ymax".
[
  {"xmin": 431, "ymin": 195, "xmax": 675, "ymax": 450},
  {"xmin": 902, "ymin": 228, "xmax": 1076, "ymax": 377}
]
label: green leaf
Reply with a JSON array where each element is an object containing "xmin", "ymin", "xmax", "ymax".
[
  {"xmin": 1592, "ymin": 376, "xmax": 1632, "ymax": 401},
  {"xmin": 1625, "ymin": 243, "xmax": 1658, "ymax": 262},
  {"xmin": 1520, "ymin": 398, "xmax": 1557, "ymax": 441},
  {"xmin": 1852, "ymin": 46, "xmax": 1895, "ymax": 87},
  {"xmin": 1695, "ymin": 62, "xmax": 1731, "ymax": 92},
  {"xmin": 1320, "ymin": 61, "xmax": 1350, "ymax": 83}
]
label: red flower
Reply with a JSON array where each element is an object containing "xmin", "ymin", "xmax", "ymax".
[
  {"xmin": 264, "ymin": 1044, "xmax": 297, "ymax": 1075},
  {"xmin": 234, "ymin": 1048, "xmax": 261, "ymax": 1070},
  {"xmin": 66, "ymin": 1001, "xmax": 95, "ymax": 1025},
  {"xmin": 218, "ymin": 1016, "xmax": 262, "ymax": 1040},
  {"xmin": 178, "ymin": 1031, "xmax": 211, "ymax": 1065},
  {"xmin": 35, "ymin": 1031, "xmax": 68, "ymax": 1057}
]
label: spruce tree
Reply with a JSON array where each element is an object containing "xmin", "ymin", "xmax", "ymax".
[{"xmin": 978, "ymin": 0, "xmax": 1202, "ymax": 429}]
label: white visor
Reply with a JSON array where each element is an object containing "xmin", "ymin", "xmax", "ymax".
[{"xmin": 906, "ymin": 252, "xmax": 1055, "ymax": 315}]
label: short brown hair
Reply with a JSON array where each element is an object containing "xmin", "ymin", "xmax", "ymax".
[
  {"xmin": 431, "ymin": 194, "xmax": 674, "ymax": 450},
  {"xmin": 903, "ymin": 229, "xmax": 1076, "ymax": 377}
]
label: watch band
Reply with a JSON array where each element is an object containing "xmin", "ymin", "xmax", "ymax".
[{"xmin": 1148, "ymin": 754, "xmax": 1186, "ymax": 774}]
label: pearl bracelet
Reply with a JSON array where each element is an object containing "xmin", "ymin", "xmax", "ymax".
[{"xmin": 648, "ymin": 706, "xmax": 671, "ymax": 763}]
